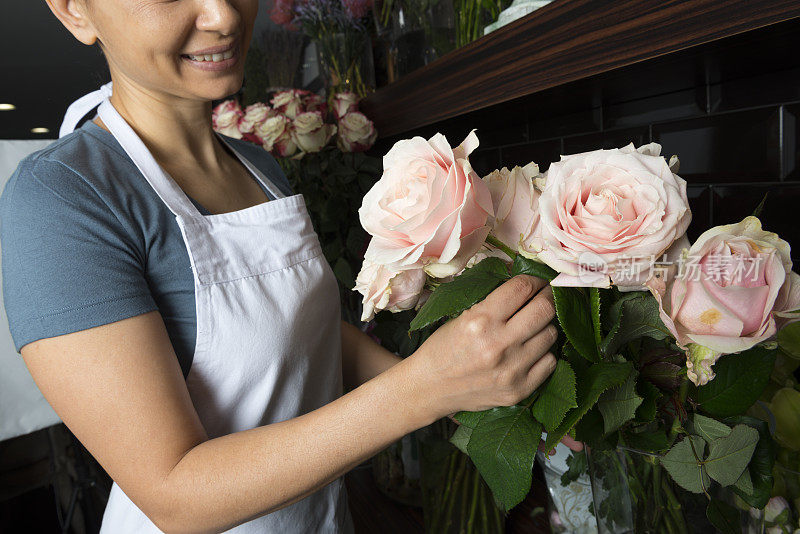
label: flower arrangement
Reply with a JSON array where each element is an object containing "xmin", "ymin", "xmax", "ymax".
[
  {"xmin": 212, "ymin": 90, "xmax": 377, "ymax": 159},
  {"xmin": 354, "ymin": 130, "xmax": 800, "ymax": 531}
]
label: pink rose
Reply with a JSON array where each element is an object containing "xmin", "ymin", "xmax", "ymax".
[
  {"xmin": 269, "ymin": 0, "xmax": 297, "ymax": 30},
  {"xmin": 354, "ymin": 252, "xmax": 427, "ymax": 322},
  {"xmin": 270, "ymin": 90, "xmax": 304, "ymax": 119},
  {"xmin": 243, "ymin": 102, "xmax": 273, "ymax": 124},
  {"xmin": 303, "ymin": 92, "xmax": 327, "ymax": 115},
  {"xmin": 649, "ymin": 216, "xmax": 800, "ymax": 385},
  {"xmin": 255, "ymin": 115, "xmax": 297, "ymax": 157},
  {"xmin": 212, "ymin": 99, "xmax": 243, "ymax": 139},
  {"xmin": 331, "ymin": 92, "xmax": 359, "ymax": 120},
  {"xmin": 358, "ymin": 130, "xmax": 494, "ymax": 278},
  {"xmin": 527, "ymin": 143, "xmax": 691, "ymax": 289},
  {"xmin": 291, "ymin": 111, "xmax": 337, "ymax": 154},
  {"xmin": 336, "ymin": 111, "xmax": 377, "ymax": 152},
  {"xmin": 482, "ymin": 162, "xmax": 540, "ymax": 251}
]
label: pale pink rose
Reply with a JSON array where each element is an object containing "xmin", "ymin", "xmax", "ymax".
[
  {"xmin": 243, "ymin": 102, "xmax": 273, "ymax": 124},
  {"xmin": 336, "ymin": 111, "xmax": 377, "ymax": 152},
  {"xmin": 527, "ymin": 142, "xmax": 691, "ymax": 289},
  {"xmin": 354, "ymin": 252, "xmax": 428, "ymax": 322},
  {"xmin": 331, "ymin": 92, "xmax": 359, "ymax": 120},
  {"xmin": 649, "ymin": 216, "xmax": 800, "ymax": 385},
  {"xmin": 482, "ymin": 162, "xmax": 540, "ymax": 251},
  {"xmin": 358, "ymin": 129, "xmax": 494, "ymax": 278},
  {"xmin": 270, "ymin": 90, "xmax": 304, "ymax": 119},
  {"xmin": 303, "ymin": 92, "xmax": 327, "ymax": 114},
  {"xmin": 212, "ymin": 99, "xmax": 243, "ymax": 139},
  {"xmin": 255, "ymin": 115, "xmax": 297, "ymax": 157},
  {"xmin": 291, "ymin": 111, "xmax": 336, "ymax": 154}
]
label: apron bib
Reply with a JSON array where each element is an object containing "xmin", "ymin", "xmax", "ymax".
[{"xmin": 60, "ymin": 86, "xmax": 353, "ymax": 533}]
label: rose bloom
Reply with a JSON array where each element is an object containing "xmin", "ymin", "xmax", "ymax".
[
  {"xmin": 336, "ymin": 112, "xmax": 377, "ymax": 152},
  {"xmin": 270, "ymin": 90, "xmax": 305, "ymax": 119},
  {"xmin": 303, "ymin": 92, "xmax": 327, "ymax": 114},
  {"xmin": 331, "ymin": 92, "xmax": 359, "ymax": 120},
  {"xmin": 291, "ymin": 111, "xmax": 336, "ymax": 154},
  {"xmin": 482, "ymin": 162, "xmax": 540, "ymax": 251},
  {"xmin": 358, "ymin": 129, "xmax": 494, "ymax": 278},
  {"xmin": 525, "ymin": 143, "xmax": 691, "ymax": 289},
  {"xmin": 212, "ymin": 100, "xmax": 243, "ymax": 139},
  {"xmin": 354, "ymin": 245, "xmax": 428, "ymax": 322},
  {"xmin": 269, "ymin": 0, "xmax": 297, "ymax": 30},
  {"xmin": 649, "ymin": 216, "xmax": 800, "ymax": 385},
  {"xmin": 255, "ymin": 115, "xmax": 297, "ymax": 157},
  {"xmin": 243, "ymin": 102, "xmax": 273, "ymax": 124}
]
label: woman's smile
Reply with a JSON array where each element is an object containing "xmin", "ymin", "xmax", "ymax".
[{"xmin": 181, "ymin": 41, "xmax": 240, "ymax": 72}]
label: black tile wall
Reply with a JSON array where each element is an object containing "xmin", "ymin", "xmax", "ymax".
[{"xmin": 785, "ymin": 104, "xmax": 800, "ymax": 180}]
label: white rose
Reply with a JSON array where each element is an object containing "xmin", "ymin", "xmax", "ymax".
[
  {"xmin": 270, "ymin": 90, "xmax": 304, "ymax": 119},
  {"xmin": 292, "ymin": 111, "xmax": 336, "ymax": 154},
  {"xmin": 336, "ymin": 112, "xmax": 377, "ymax": 152},
  {"xmin": 212, "ymin": 99, "xmax": 243, "ymax": 139},
  {"xmin": 255, "ymin": 115, "xmax": 297, "ymax": 157}
]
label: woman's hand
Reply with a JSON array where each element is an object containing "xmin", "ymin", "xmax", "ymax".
[{"xmin": 407, "ymin": 274, "xmax": 559, "ymax": 422}]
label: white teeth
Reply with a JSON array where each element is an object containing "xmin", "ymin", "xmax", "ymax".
[{"xmin": 186, "ymin": 48, "xmax": 235, "ymax": 62}]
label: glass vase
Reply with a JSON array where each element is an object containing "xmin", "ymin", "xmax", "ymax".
[
  {"xmin": 371, "ymin": 429, "xmax": 424, "ymax": 507},
  {"xmin": 315, "ymin": 30, "xmax": 375, "ymax": 98},
  {"xmin": 586, "ymin": 446, "xmax": 761, "ymax": 534}
]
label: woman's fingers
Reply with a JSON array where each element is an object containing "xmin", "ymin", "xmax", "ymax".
[
  {"xmin": 477, "ymin": 275, "xmax": 548, "ymax": 322},
  {"xmin": 560, "ymin": 435, "xmax": 584, "ymax": 452},
  {"xmin": 506, "ymin": 285, "xmax": 555, "ymax": 341},
  {"xmin": 523, "ymin": 351, "xmax": 557, "ymax": 395}
]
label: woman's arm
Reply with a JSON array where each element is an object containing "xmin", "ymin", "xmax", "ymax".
[
  {"xmin": 22, "ymin": 274, "xmax": 558, "ymax": 534},
  {"xmin": 340, "ymin": 320, "xmax": 402, "ymax": 389}
]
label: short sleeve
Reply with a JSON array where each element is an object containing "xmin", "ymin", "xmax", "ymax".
[{"xmin": 0, "ymin": 157, "xmax": 158, "ymax": 352}]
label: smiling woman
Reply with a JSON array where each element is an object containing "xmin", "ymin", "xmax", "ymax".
[{"xmin": 0, "ymin": 1, "xmax": 562, "ymax": 533}]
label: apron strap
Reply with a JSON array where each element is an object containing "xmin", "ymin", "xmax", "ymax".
[{"xmin": 59, "ymin": 82, "xmax": 113, "ymax": 138}]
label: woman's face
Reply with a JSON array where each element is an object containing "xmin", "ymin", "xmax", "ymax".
[{"xmin": 82, "ymin": 0, "xmax": 258, "ymax": 102}]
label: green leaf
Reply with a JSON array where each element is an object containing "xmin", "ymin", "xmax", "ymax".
[
  {"xmin": 449, "ymin": 424, "xmax": 472, "ymax": 455},
  {"xmin": 733, "ymin": 468, "xmax": 754, "ymax": 495},
  {"xmin": 544, "ymin": 362, "xmax": 633, "ymax": 450},
  {"xmin": 510, "ymin": 255, "xmax": 557, "ymax": 281},
  {"xmin": 624, "ymin": 428, "xmax": 670, "ymax": 453},
  {"xmin": 598, "ymin": 372, "xmax": 643, "ymax": 434},
  {"xmin": 704, "ymin": 424, "xmax": 759, "ymax": 487},
  {"xmin": 530, "ymin": 360, "xmax": 578, "ymax": 432},
  {"xmin": 409, "ymin": 257, "xmax": 509, "ymax": 331},
  {"xmin": 778, "ymin": 321, "xmax": 800, "ymax": 360},
  {"xmin": 553, "ymin": 286, "xmax": 600, "ymax": 363},
  {"xmin": 694, "ymin": 346, "xmax": 777, "ymax": 417},
  {"xmin": 332, "ymin": 257, "xmax": 354, "ymax": 289},
  {"xmin": 634, "ymin": 379, "xmax": 660, "ymax": 422},
  {"xmin": 589, "ymin": 288, "xmax": 602, "ymax": 347},
  {"xmin": 689, "ymin": 414, "xmax": 732, "ymax": 443},
  {"xmin": 560, "ymin": 450, "xmax": 588, "ymax": 486},
  {"xmin": 706, "ymin": 498, "xmax": 741, "ymax": 534},
  {"xmin": 660, "ymin": 435, "xmax": 710, "ymax": 494},
  {"xmin": 600, "ymin": 293, "xmax": 669, "ymax": 357},
  {"xmin": 751, "ymin": 191, "xmax": 769, "ymax": 218},
  {"xmin": 725, "ymin": 415, "xmax": 776, "ymax": 509},
  {"xmin": 466, "ymin": 406, "xmax": 543, "ymax": 510}
]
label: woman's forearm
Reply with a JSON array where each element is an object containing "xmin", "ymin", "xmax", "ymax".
[
  {"xmin": 155, "ymin": 355, "xmax": 434, "ymax": 533},
  {"xmin": 340, "ymin": 320, "xmax": 403, "ymax": 389}
]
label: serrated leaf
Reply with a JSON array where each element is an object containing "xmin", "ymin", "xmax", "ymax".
[
  {"xmin": 553, "ymin": 286, "xmax": 600, "ymax": 363},
  {"xmin": 725, "ymin": 415, "xmax": 775, "ymax": 509},
  {"xmin": 510, "ymin": 255, "xmax": 557, "ymax": 280},
  {"xmin": 600, "ymin": 293, "xmax": 669, "ymax": 357},
  {"xmin": 598, "ymin": 372, "xmax": 643, "ymax": 434},
  {"xmin": 694, "ymin": 346, "xmax": 777, "ymax": 417},
  {"xmin": 706, "ymin": 499, "xmax": 741, "ymax": 534},
  {"xmin": 544, "ymin": 362, "xmax": 633, "ymax": 450},
  {"xmin": 560, "ymin": 450, "xmax": 588, "ymax": 486},
  {"xmin": 530, "ymin": 360, "xmax": 578, "ymax": 432},
  {"xmin": 634, "ymin": 379, "xmax": 660, "ymax": 422},
  {"xmin": 466, "ymin": 406, "xmax": 543, "ymax": 510},
  {"xmin": 660, "ymin": 435, "xmax": 710, "ymax": 494},
  {"xmin": 778, "ymin": 321, "xmax": 800, "ymax": 359},
  {"xmin": 589, "ymin": 288, "xmax": 602, "ymax": 346},
  {"xmin": 689, "ymin": 414, "xmax": 731, "ymax": 443},
  {"xmin": 410, "ymin": 257, "xmax": 509, "ymax": 331},
  {"xmin": 704, "ymin": 424, "xmax": 759, "ymax": 487},
  {"xmin": 450, "ymin": 424, "xmax": 472, "ymax": 454}
]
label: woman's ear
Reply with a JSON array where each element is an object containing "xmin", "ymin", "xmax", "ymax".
[{"xmin": 44, "ymin": 0, "xmax": 99, "ymax": 46}]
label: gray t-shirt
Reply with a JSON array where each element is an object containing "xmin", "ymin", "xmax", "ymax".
[{"xmin": 0, "ymin": 120, "xmax": 294, "ymax": 375}]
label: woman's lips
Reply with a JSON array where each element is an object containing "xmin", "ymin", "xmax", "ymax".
[{"xmin": 181, "ymin": 44, "xmax": 240, "ymax": 72}]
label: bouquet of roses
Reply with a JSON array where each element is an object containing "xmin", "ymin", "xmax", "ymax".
[
  {"xmin": 354, "ymin": 130, "xmax": 800, "ymax": 532},
  {"xmin": 212, "ymin": 89, "xmax": 377, "ymax": 159}
]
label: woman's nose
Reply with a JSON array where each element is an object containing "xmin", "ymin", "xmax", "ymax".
[{"xmin": 196, "ymin": 0, "xmax": 241, "ymax": 36}]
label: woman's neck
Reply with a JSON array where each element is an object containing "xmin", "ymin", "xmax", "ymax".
[{"xmin": 101, "ymin": 76, "xmax": 227, "ymax": 172}]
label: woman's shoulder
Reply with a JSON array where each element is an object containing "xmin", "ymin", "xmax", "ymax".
[{"xmin": 219, "ymin": 135, "xmax": 294, "ymax": 197}]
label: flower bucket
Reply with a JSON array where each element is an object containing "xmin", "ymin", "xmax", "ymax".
[{"xmin": 316, "ymin": 31, "xmax": 375, "ymax": 98}]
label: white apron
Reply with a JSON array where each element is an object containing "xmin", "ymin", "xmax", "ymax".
[{"xmin": 60, "ymin": 85, "xmax": 353, "ymax": 533}]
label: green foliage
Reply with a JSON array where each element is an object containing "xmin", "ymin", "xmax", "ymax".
[
  {"xmin": 530, "ymin": 360, "xmax": 578, "ymax": 432},
  {"xmin": 624, "ymin": 428, "xmax": 670, "ymax": 453},
  {"xmin": 409, "ymin": 257, "xmax": 510, "ymax": 331},
  {"xmin": 704, "ymin": 424, "xmax": 760, "ymax": 487},
  {"xmin": 706, "ymin": 498, "xmax": 741, "ymax": 534},
  {"xmin": 552, "ymin": 286, "xmax": 601, "ymax": 363},
  {"xmin": 634, "ymin": 379, "xmax": 660, "ymax": 422},
  {"xmin": 725, "ymin": 415, "xmax": 776, "ymax": 509},
  {"xmin": 688, "ymin": 414, "xmax": 731, "ymax": 443},
  {"xmin": 598, "ymin": 372, "xmax": 644, "ymax": 434},
  {"xmin": 600, "ymin": 293, "xmax": 669, "ymax": 357},
  {"xmin": 778, "ymin": 321, "xmax": 800, "ymax": 359},
  {"xmin": 560, "ymin": 450, "xmax": 588, "ymax": 486},
  {"xmin": 544, "ymin": 362, "xmax": 633, "ymax": 451},
  {"xmin": 660, "ymin": 435, "xmax": 710, "ymax": 493},
  {"xmin": 694, "ymin": 346, "xmax": 778, "ymax": 417},
  {"xmin": 509, "ymin": 255, "xmax": 557, "ymax": 280}
]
